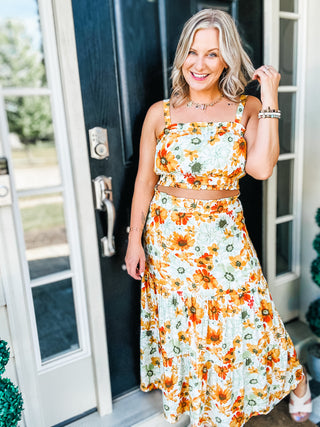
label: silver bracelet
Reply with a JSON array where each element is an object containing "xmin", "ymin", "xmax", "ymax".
[
  {"xmin": 258, "ymin": 107, "xmax": 281, "ymax": 119},
  {"xmin": 258, "ymin": 113, "xmax": 281, "ymax": 119}
]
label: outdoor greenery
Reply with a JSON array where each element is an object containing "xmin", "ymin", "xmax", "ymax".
[
  {"xmin": 21, "ymin": 199, "xmax": 64, "ymax": 232},
  {"xmin": 306, "ymin": 208, "xmax": 320, "ymax": 337},
  {"xmin": 314, "ymin": 233, "xmax": 320, "ymax": 254},
  {"xmin": 0, "ymin": 20, "xmax": 53, "ymax": 144},
  {"xmin": 0, "ymin": 341, "xmax": 23, "ymax": 426},
  {"xmin": 306, "ymin": 300, "xmax": 320, "ymax": 337},
  {"xmin": 7, "ymin": 95, "xmax": 53, "ymax": 144},
  {"xmin": 12, "ymin": 142, "xmax": 57, "ymax": 167}
]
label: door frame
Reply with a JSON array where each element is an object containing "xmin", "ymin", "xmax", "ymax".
[
  {"xmin": 52, "ymin": 0, "xmax": 112, "ymax": 415},
  {"xmin": 262, "ymin": 0, "xmax": 307, "ymax": 321},
  {"xmin": 0, "ymin": 0, "xmax": 112, "ymax": 424}
]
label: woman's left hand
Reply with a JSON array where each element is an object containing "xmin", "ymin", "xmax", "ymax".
[{"xmin": 252, "ymin": 65, "xmax": 281, "ymax": 108}]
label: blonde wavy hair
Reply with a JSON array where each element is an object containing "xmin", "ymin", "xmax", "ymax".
[{"xmin": 171, "ymin": 9, "xmax": 255, "ymax": 107}]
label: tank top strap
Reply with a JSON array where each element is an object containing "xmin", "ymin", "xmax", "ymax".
[
  {"xmin": 163, "ymin": 99, "xmax": 171, "ymax": 127},
  {"xmin": 234, "ymin": 94, "xmax": 248, "ymax": 124}
]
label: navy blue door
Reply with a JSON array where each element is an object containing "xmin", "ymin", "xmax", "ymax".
[{"xmin": 72, "ymin": 0, "xmax": 263, "ymax": 398}]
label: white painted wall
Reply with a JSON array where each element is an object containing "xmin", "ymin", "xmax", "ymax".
[{"xmin": 299, "ymin": 0, "xmax": 320, "ymax": 323}]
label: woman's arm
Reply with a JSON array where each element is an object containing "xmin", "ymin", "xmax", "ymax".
[
  {"xmin": 125, "ymin": 101, "xmax": 163, "ymax": 279},
  {"xmin": 244, "ymin": 65, "xmax": 281, "ymax": 180}
]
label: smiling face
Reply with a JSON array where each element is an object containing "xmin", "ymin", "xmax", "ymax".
[{"xmin": 182, "ymin": 28, "xmax": 227, "ymax": 99}]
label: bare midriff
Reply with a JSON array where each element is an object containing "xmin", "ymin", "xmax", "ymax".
[{"xmin": 156, "ymin": 184, "xmax": 240, "ymax": 200}]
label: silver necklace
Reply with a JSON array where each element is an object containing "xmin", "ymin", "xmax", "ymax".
[{"xmin": 187, "ymin": 93, "xmax": 224, "ymax": 111}]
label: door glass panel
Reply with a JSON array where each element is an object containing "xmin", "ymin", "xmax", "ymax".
[
  {"xmin": 0, "ymin": 0, "xmax": 86, "ymax": 373},
  {"xmin": 19, "ymin": 193, "xmax": 70, "ymax": 279},
  {"xmin": 0, "ymin": 0, "xmax": 47, "ymax": 88},
  {"xmin": 280, "ymin": 0, "xmax": 297, "ymax": 13},
  {"xmin": 279, "ymin": 92, "xmax": 296, "ymax": 154},
  {"xmin": 279, "ymin": 19, "xmax": 297, "ymax": 86},
  {"xmin": 32, "ymin": 279, "xmax": 79, "ymax": 362},
  {"xmin": 5, "ymin": 95, "xmax": 61, "ymax": 190},
  {"xmin": 277, "ymin": 160, "xmax": 294, "ymax": 217},
  {"xmin": 276, "ymin": 221, "xmax": 293, "ymax": 275}
]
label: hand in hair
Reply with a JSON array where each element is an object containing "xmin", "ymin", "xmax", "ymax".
[{"xmin": 253, "ymin": 65, "xmax": 281, "ymax": 109}]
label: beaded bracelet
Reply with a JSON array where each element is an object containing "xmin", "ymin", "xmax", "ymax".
[{"xmin": 258, "ymin": 107, "xmax": 281, "ymax": 119}]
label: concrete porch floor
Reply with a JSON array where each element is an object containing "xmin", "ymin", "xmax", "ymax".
[{"xmin": 68, "ymin": 320, "xmax": 319, "ymax": 427}]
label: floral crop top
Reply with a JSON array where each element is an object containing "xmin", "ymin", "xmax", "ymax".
[{"xmin": 154, "ymin": 95, "xmax": 248, "ymax": 190}]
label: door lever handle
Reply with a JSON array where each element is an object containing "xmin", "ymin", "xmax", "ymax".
[
  {"xmin": 92, "ymin": 176, "xmax": 116, "ymax": 257},
  {"xmin": 101, "ymin": 198, "xmax": 116, "ymax": 257}
]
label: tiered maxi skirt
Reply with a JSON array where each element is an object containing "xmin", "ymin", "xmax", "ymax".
[{"xmin": 140, "ymin": 189, "xmax": 303, "ymax": 427}]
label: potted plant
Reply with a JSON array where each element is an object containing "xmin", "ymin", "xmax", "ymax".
[
  {"xmin": 306, "ymin": 208, "xmax": 320, "ymax": 381},
  {"xmin": 0, "ymin": 340, "xmax": 23, "ymax": 426}
]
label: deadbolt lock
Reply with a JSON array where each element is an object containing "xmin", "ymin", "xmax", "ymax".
[{"xmin": 89, "ymin": 127, "xmax": 110, "ymax": 159}]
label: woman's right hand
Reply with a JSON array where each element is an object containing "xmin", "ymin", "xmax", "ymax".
[{"xmin": 125, "ymin": 240, "xmax": 145, "ymax": 280}]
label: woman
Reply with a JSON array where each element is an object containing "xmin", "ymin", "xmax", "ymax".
[{"xmin": 125, "ymin": 9, "xmax": 312, "ymax": 427}]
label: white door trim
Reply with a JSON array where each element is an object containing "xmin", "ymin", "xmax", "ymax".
[
  {"xmin": 262, "ymin": 0, "xmax": 307, "ymax": 321},
  {"xmin": 52, "ymin": 0, "xmax": 112, "ymax": 415},
  {"xmin": 0, "ymin": 94, "xmax": 44, "ymax": 426}
]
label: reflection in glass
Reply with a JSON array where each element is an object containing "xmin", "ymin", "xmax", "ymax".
[
  {"xmin": 279, "ymin": 19, "xmax": 297, "ymax": 86},
  {"xmin": 32, "ymin": 279, "xmax": 79, "ymax": 362},
  {"xmin": 280, "ymin": 0, "xmax": 297, "ymax": 13},
  {"xmin": 0, "ymin": 0, "xmax": 47, "ymax": 88},
  {"xmin": 277, "ymin": 160, "xmax": 294, "ymax": 217},
  {"xmin": 5, "ymin": 95, "xmax": 61, "ymax": 190},
  {"xmin": 276, "ymin": 221, "xmax": 292, "ymax": 275},
  {"xmin": 279, "ymin": 92, "xmax": 296, "ymax": 154},
  {"xmin": 19, "ymin": 193, "xmax": 70, "ymax": 279}
]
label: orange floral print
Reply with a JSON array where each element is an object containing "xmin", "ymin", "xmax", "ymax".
[
  {"xmin": 156, "ymin": 148, "xmax": 178, "ymax": 172},
  {"xmin": 171, "ymin": 211, "xmax": 192, "ymax": 225},
  {"xmin": 178, "ymin": 330, "xmax": 191, "ymax": 345},
  {"xmin": 161, "ymin": 371, "xmax": 178, "ymax": 392},
  {"xmin": 212, "ymin": 384, "xmax": 232, "ymax": 406},
  {"xmin": 151, "ymin": 204, "xmax": 167, "ymax": 224},
  {"xmin": 176, "ymin": 397, "xmax": 190, "ymax": 415},
  {"xmin": 264, "ymin": 348, "xmax": 280, "ymax": 368},
  {"xmin": 140, "ymin": 96, "xmax": 303, "ymax": 427},
  {"xmin": 208, "ymin": 243, "xmax": 219, "ymax": 256},
  {"xmin": 233, "ymin": 137, "xmax": 246, "ymax": 157},
  {"xmin": 198, "ymin": 361, "xmax": 212, "ymax": 381},
  {"xmin": 206, "ymin": 327, "xmax": 223, "ymax": 346},
  {"xmin": 258, "ymin": 299, "xmax": 274, "ymax": 326},
  {"xmin": 208, "ymin": 299, "xmax": 222, "ymax": 320},
  {"xmin": 184, "ymin": 149, "xmax": 198, "ymax": 161},
  {"xmin": 197, "ymin": 253, "xmax": 214, "ymax": 270},
  {"xmin": 229, "ymin": 253, "xmax": 246, "ymax": 269},
  {"xmin": 193, "ymin": 268, "xmax": 218, "ymax": 289},
  {"xmin": 186, "ymin": 297, "xmax": 204, "ymax": 325},
  {"xmin": 169, "ymin": 232, "xmax": 195, "ymax": 251},
  {"xmin": 214, "ymin": 364, "xmax": 230, "ymax": 379}
]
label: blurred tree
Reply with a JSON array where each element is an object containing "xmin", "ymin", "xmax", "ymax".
[{"xmin": 0, "ymin": 20, "xmax": 53, "ymax": 144}]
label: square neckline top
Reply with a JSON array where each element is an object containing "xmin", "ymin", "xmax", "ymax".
[
  {"xmin": 157, "ymin": 95, "xmax": 247, "ymax": 142},
  {"xmin": 154, "ymin": 95, "xmax": 248, "ymax": 191}
]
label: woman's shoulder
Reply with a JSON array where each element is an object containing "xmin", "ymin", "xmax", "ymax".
[
  {"xmin": 243, "ymin": 94, "xmax": 261, "ymax": 110},
  {"xmin": 241, "ymin": 95, "xmax": 261, "ymax": 127},
  {"xmin": 144, "ymin": 100, "xmax": 167, "ymax": 136},
  {"xmin": 147, "ymin": 99, "xmax": 168, "ymax": 113},
  {"xmin": 144, "ymin": 100, "xmax": 166, "ymax": 122}
]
